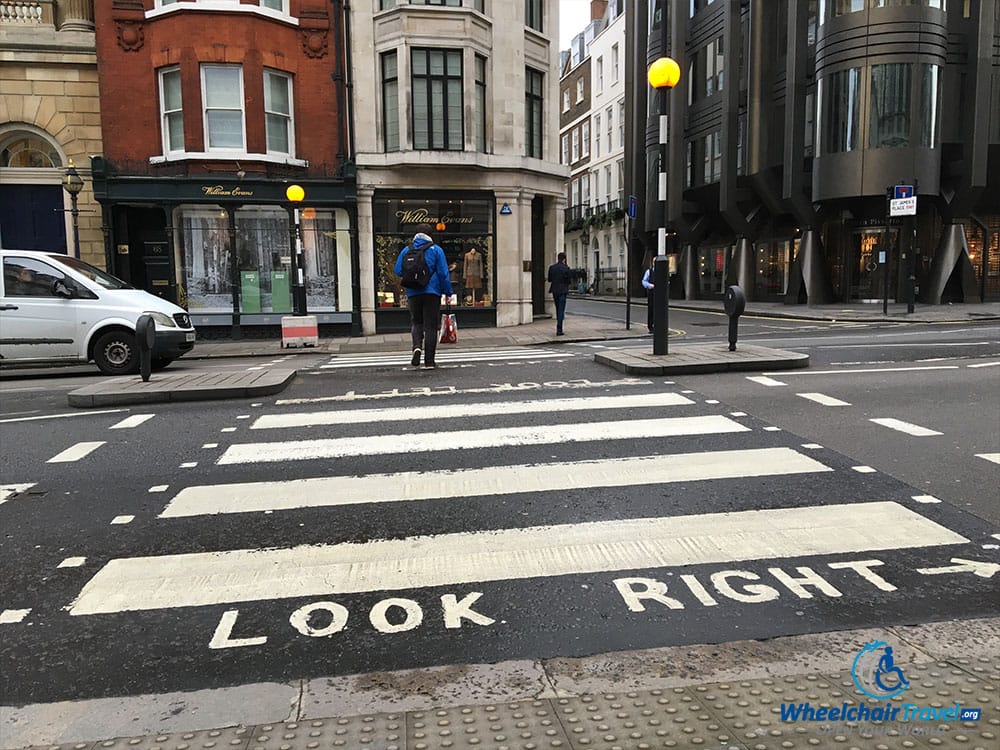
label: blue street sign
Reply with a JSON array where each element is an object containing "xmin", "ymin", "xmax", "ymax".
[
  {"xmin": 500, "ymin": 203, "xmax": 512, "ymax": 215},
  {"xmin": 894, "ymin": 185, "xmax": 914, "ymax": 199},
  {"xmin": 628, "ymin": 195, "xmax": 638, "ymax": 219}
]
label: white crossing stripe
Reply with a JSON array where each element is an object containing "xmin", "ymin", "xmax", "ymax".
[
  {"xmin": 0, "ymin": 609, "xmax": 31, "ymax": 624},
  {"xmin": 109, "ymin": 414, "xmax": 156, "ymax": 429},
  {"xmin": 218, "ymin": 415, "xmax": 750, "ymax": 465},
  {"xmin": 869, "ymin": 418, "xmax": 942, "ymax": 437},
  {"xmin": 798, "ymin": 393, "xmax": 852, "ymax": 407},
  {"xmin": 320, "ymin": 348, "xmax": 568, "ymax": 369},
  {"xmin": 251, "ymin": 393, "xmax": 695, "ymax": 430},
  {"xmin": 975, "ymin": 453, "xmax": 1000, "ymax": 465},
  {"xmin": 162, "ymin": 447, "xmax": 831, "ymax": 518},
  {"xmin": 746, "ymin": 376, "xmax": 786, "ymax": 387},
  {"xmin": 0, "ymin": 484, "xmax": 35, "ymax": 506},
  {"xmin": 967, "ymin": 362, "xmax": 1000, "ymax": 368},
  {"xmin": 47, "ymin": 442, "xmax": 105, "ymax": 463},
  {"xmin": 70, "ymin": 501, "xmax": 967, "ymax": 615}
]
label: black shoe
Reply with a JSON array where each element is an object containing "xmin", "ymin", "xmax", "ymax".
[
  {"xmin": 556, "ymin": 331, "xmax": 565, "ymax": 336},
  {"xmin": 421, "ymin": 361, "xmax": 436, "ymax": 369},
  {"xmin": 411, "ymin": 347, "xmax": 421, "ymax": 366}
]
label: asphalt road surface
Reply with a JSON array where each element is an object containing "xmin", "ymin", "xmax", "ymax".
[{"xmin": 2, "ymin": 324, "xmax": 997, "ymax": 707}]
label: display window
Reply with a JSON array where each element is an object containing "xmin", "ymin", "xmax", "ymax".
[{"xmin": 373, "ymin": 194, "xmax": 494, "ymax": 309}]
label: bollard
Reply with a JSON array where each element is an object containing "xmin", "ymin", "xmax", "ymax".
[
  {"xmin": 652, "ymin": 255, "xmax": 670, "ymax": 355},
  {"xmin": 136, "ymin": 314, "xmax": 155, "ymax": 382},
  {"xmin": 723, "ymin": 285, "xmax": 746, "ymax": 351}
]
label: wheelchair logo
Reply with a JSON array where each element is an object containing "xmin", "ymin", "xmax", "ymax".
[{"xmin": 852, "ymin": 641, "xmax": 910, "ymax": 700}]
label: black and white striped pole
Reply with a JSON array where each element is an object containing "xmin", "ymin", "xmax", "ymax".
[{"xmin": 647, "ymin": 56, "xmax": 680, "ymax": 355}]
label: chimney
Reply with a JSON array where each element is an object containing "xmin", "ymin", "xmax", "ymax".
[{"xmin": 590, "ymin": 0, "xmax": 608, "ymax": 21}]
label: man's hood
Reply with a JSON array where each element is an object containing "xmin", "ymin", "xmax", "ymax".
[{"xmin": 412, "ymin": 233, "xmax": 433, "ymax": 250}]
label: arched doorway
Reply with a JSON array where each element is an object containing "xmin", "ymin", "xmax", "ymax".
[{"xmin": 0, "ymin": 128, "xmax": 68, "ymax": 253}]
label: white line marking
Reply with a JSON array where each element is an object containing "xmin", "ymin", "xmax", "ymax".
[
  {"xmin": 218, "ymin": 416, "xmax": 751, "ymax": 465},
  {"xmin": 148, "ymin": 485, "xmax": 169, "ymax": 493},
  {"xmin": 802, "ymin": 444, "xmax": 823, "ymax": 449},
  {"xmin": 975, "ymin": 453, "xmax": 1000, "ymax": 465},
  {"xmin": 763, "ymin": 426, "xmax": 782, "ymax": 432},
  {"xmin": 46, "ymin": 442, "xmax": 105, "ymax": 463},
  {"xmin": 70, "ymin": 501, "xmax": 968, "ymax": 615},
  {"xmin": 221, "ymin": 427, "xmax": 237, "ymax": 433},
  {"xmin": 109, "ymin": 414, "xmax": 155, "ymax": 430},
  {"xmin": 705, "ymin": 400, "xmax": 719, "ymax": 404},
  {"xmin": 57, "ymin": 557, "xmax": 86, "ymax": 568},
  {"xmin": 110, "ymin": 515, "xmax": 134, "ymax": 525},
  {"xmin": 730, "ymin": 412, "xmax": 747, "ymax": 417},
  {"xmin": 202, "ymin": 443, "xmax": 219, "ymax": 449},
  {"xmin": 236, "ymin": 415, "xmax": 251, "ymax": 420},
  {"xmin": 746, "ymin": 376, "xmax": 787, "ymax": 387},
  {"xmin": 0, "ymin": 409, "xmax": 125, "ymax": 424},
  {"xmin": 993, "ymin": 534, "xmax": 1000, "ymax": 541},
  {"xmin": 852, "ymin": 466, "xmax": 877, "ymax": 473},
  {"xmin": 251, "ymin": 393, "xmax": 696, "ymax": 430},
  {"xmin": 320, "ymin": 349, "xmax": 568, "ymax": 368},
  {"xmin": 779, "ymin": 366, "xmax": 959, "ymax": 375},
  {"xmin": 869, "ymin": 418, "xmax": 942, "ymax": 437},
  {"xmin": 912, "ymin": 495, "xmax": 941, "ymax": 504},
  {"xmin": 968, "ymin": 362, "xmax": 1000, "ymax": 368},
  {"xmin": 0, "ymin": 483, "xmax": 35, "ymax": 506},
  {"xmin": 0, "ymin": 609, "xmax": 31, "ymax": 624},
  {"xmin": 161, "ymin": 447, "xmax": 832, "ymax": 518},
  {"xmin": 798, "ymin": 393, "xmax": 852, "ymax": 407},
  {"xmin": 815, "ymin": 342, "xmax": 990, "ymax": 349},
  {"xmin": 179, "ymin": 462, "xmax": 198, "ymax": 469}
]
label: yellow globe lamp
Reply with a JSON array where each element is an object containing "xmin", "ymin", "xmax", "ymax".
[
  {"xmin": 285, "ymin": 184, "xmax": 305, "ymax": 203},
  {"xmin": 647, "ymin": 57, "xmax": 681, "ymax": 90}
]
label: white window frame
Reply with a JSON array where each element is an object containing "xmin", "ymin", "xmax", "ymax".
[
  {"xmin": 604, "ymin": 165, "xmax": 612, "ymax": 204},
  {"xmin": 581, "ymin": 120, "xmax": 590, "ymax": 158},
  {"xmin": 263, "ymin": 68, "xmax": 294, "ymax": 157},
  {"xmin": 618, "ymin": 99, "xmax": 625, "ymax": 148},
  {"xmin": 159, "ymin": 66, "xmax": 184, "ymax": 154},
  {"xmin": 575, "ymin": 78, "xmax": 584, "ymax": 103},
  {"xmin": 597, "ymin": 57, "xmax": 604, "ymax": 92},
  {"xmin": 571, "ymin": 128, "xmax": 579, "ymax": 162},
  {"xmin": 201, "ymin": 64, "xmax": 246, "ymax": 153},
  {"xmin": 612, "ymin": 43, "xmax": 619, "ymax": 83},
  {"xmin": 594, "ymin": 114, "xmax": 601, "ymax": 157},
  {"xmin": 562, "ymin": 90, "xmax": 570, "ymax": 112},
  {"xmin": 561, "ymin": 133, "xmax": 569, "ymax": 164},
  {"xmin": 151, "ymin": 1, "xmax": 296, "ymax": 24},
  {"xmin": 606, "ymin": 105, "xmax": 613, "ymax": 150}
]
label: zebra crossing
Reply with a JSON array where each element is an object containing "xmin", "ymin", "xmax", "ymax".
[
  {"xmin": 316, "ymin": 346, "xmax": 573, "ymax": 369},
  {"xmin": 2, "ymin": 383, "xmax": 998, "ymax": 706}
]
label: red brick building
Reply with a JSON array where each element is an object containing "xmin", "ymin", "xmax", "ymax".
[{"xmin": 92, "ymin": 0, "xmax": 356, "ymax": 333}]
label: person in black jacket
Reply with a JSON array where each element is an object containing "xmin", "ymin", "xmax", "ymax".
[{"xmin": 547, "ymin": 252, "xmax": 572, "ymax": 336}]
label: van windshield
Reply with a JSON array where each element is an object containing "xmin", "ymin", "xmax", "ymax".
[{"xmin": 50, "ymin": 255, "xmax": 133, "ymax": 290}]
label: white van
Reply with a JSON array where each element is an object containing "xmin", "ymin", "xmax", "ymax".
[{"xmin": 0, "ymin": 249, "xmax": 195, "ymax": 375}]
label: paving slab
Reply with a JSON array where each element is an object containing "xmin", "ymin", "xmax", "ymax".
[
  {"xmin": 594, "ymin": 343, "xmax": 809, "ymax": 375},
  {"xmin": 66, "ymin": 369, "xmax": 297, "ymax": 408}
]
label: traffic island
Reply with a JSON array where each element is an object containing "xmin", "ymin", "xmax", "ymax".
[
  {"xmin": 595, "ymin": 343, "xmax": 809, "ymax": 375},
  {"xmin": 67, "ymin": 369, "xmax": 297, "ymax": 407}
]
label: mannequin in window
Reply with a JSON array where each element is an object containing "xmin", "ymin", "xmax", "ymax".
[{"xmin": 463, "ymin": 247, "xmax": 483, "ymax": 304}]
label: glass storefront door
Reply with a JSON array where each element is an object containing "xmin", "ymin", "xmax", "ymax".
[
  {"xmin": 850, "ymin": 228, "xmax": 898, "ymax": 301},
  {"xmin": 697, "ymin": 246, "xmax": 728, "ymax": 296}
]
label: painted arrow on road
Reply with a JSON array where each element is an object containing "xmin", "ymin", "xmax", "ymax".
[{"xmin": 917, "ymin": 558, "xmax": 1000, "ymax": 579}]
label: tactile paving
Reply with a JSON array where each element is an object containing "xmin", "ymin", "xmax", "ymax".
[
  {"xmin": 248, "ymin": 717, "xmax": 405, "ymax": 750},
  {"xmin": 406, "ymin": 700, "xmax": 571, "ymax": 749},
  {"xmin": 82, "ymin": 726, "xmax": 254, "ymax": 750}
]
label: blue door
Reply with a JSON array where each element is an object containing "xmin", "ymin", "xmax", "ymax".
[{"xmin": 0, "ymin": 184, "xmax": 68, "ymax": 252}]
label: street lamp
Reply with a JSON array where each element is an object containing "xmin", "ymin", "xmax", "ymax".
[
  {"xmin": 285, "ymin": 184, "xmax": 307, "ymax": 315},
  {"xmin": 580, "ymin": 225, "xmax": 591, "ymax": 293},
  {"xmin": 62, "ymin": 159, "xmax": 84, "ymax": 257},
  {"xmin": 647, "ymin": 56, "xmax": 680, "ymax": 355}
]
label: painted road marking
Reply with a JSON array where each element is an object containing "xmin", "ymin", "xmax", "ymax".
[
  {"xmin": 0, "ymin": 609, "xmax": 31, "ymax": 624},
  {"xmin": 46, "ymin": 442, "xmax": 105, "ymax": 463},
  {"xmin": 869, "ymin": 418, "xmax": 943, "ymax": 437},
  {"xmin": 798, "ymin": 393, "xmax": 852, "ymax": 407},
  {"xmin": 109, "ymin": 414, "xmax": 155, "ymax": 430},
  {"xmin": 0, "ymin": 484, "xmax": 35, "ymax": 506},
  {"xmin": 975, "ymin": 453, "xmax": 1000, "ymax": 465},
  {"xmin": 968, "ymin": 362, "xmax": 1000, "ymax": 368},
  {"xmin": 746, "ymin": 376, "xmax": 787, "ymax": 387},
  {"xmin": 251, "ymin": 393, "xmax": 696, "ymax": 430},
  {"xmin": 852, "ymin": 466, "xmax": 877, "ymax": 473},
  {"xmin": 320, "ymin": 348, "xmax": 569, "ymax": 369},
  {"xmin": 161, "ymin": 447, "xmax": 831, "ymax": 518},
  {"xmin": 912, "ymin": 495, "xmax": 942, "ymax": 504},
  {"xmin": 148, "ymin": 485, "xmax": 169, "ymax": 493},
  {"xmin": 218, "ymin": 415, "xmax": 750, "ymax": 465},
  {"xmin": 69, "ymin": 501, "xmax": 968, "ymax": 615},
  {"xmin": 57, "ymin": 557, "xmax": 86, "ymax": 568},
  {"xmin": 779, "ymin": 366, "xmax": 959, "ymax": 376},
  {"xmin": 110, "ymin": 515, "xmax": 134, "ymax": 525},
  {"xmin": 0, "ymin": 409, "xmax": 125, "ymax": 424}
]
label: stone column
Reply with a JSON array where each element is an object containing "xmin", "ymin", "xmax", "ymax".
[
  {"xmin": 58, "ymin": 0, "xmax": 94, "ymax": 32},
  {"xmin": 494, "ymin": 190, "xmax": 531, "ymax": 327},
  {"xmin": 356, "ymin": 187, "xmax": 377, "ymax": 334}
]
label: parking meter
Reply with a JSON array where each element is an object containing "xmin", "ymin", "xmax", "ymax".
[
  {"xmin": 136, "ymin": 314, "xmax": 155, "ymax": 382},
  {"xmin": 723, "ymin": 285, "xmax": 746, "ymax": 351}
]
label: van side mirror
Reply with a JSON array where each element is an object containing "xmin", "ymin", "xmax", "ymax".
[{"xmin": 53, "ymin": 279, "xmax": 74, "ymax": 298}]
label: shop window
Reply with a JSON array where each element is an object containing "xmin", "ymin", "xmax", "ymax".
[
  {"xmin": 412, "ymin": 48, "xmax": 463, "ymax": 151},
  {"xmin": 525, "ymin": 0, "xmax": 543, "ymax": 31},
  {"xmin": 526, "ymin": 67, "xmax": 543, "ymax": 158},
  {"xmin": 159, "ymin": 67, "xmax": 184, "ymax": 154},
  {"xmin": 757, "ymin": 241, "xmax": 791, "ymax": 297},
  {"xmin": 698, "ymin": 246, "xmax": 727, "ymax": 295},
  {"xmin": 382, "ymin": 51, "xmax": 400, "ymax": 152},
  {"xmin": 177, "ymin": 207, "xmax": 233, "ymax": 313},
  {"xmin": 869, "ymin": 63, "xmax": 912, "ymax": 149},
  {"xmin": 919, "ymin": 63, "xmax": 940, "ymax": 148},
  {"xmin": 201, "ymin": 65, "xmax": 245, "ymax": 151},
  {"xmin": 264, "ymin": 70, "xmax": 293, "ymax": 156},
  {"xmin": 819, "ymin": 67, "xmax": 861, "ymax": 154},
  {"xmin": 474, "ymin": 55, "xmax": 487, "ymax": 153}
]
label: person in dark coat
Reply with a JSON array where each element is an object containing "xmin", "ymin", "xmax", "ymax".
[
  {"xmin": 641, "ymin": 258, "xmax": 656, "ymax": 332},
  {"xmin": 547, "ymin": 252, "xmax": 572, "ymax": 336}
]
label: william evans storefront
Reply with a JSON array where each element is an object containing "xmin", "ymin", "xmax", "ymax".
[
  {"xmin": 372, "ymin": 192, "xmax": 496, "ymax": 333},
  {"xmin": 90, "ymin": 160, "xmax": 358, "ymax": 333}
]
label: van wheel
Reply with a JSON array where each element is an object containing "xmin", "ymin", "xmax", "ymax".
[{"xmin": 93, "ymin": 330, "xmax": 139, "ymax": 375}]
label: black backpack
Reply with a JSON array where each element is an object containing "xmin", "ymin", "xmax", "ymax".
[{"xmin": 399, "ymin": 245, "xmax": 432, "ymax": 289}]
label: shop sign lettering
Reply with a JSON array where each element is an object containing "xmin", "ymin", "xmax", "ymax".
[
  {"xmin": 396, "ymin": 208, "xmax": 474, "ymax": 225},
  {"xmin": 201, "ymin": 185, "xmax": 255, "ymax": 198}
]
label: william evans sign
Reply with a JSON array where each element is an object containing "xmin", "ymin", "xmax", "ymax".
[{"xmin": 373, "ymin": 196, "xmax": 493, "ymax": 234}]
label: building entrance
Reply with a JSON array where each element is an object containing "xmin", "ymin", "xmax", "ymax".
[{"xmin": 849, "ymin": 228, "xmax": 899, "ymax": 302}]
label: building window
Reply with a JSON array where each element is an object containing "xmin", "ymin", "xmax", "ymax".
[
  {"xmin": 525, "ymin": 0, "xmax": 542, "ymax": 31},
  {"xmin": 819, "ymin": 67, "xmax": 861, "ymax": 154},
  {"xmin": 869, "ymin": 63, "xmax": 911, "ymax": 149},
  {"xmin": 412, "ymin": 48, "xmax": 463, "ymax": 150},
  {"xmin": 382, "ymin": 51, "xmax": 399, "ymax": 152},
  {"xmin": 611, "ymin": 44, "xmax": 619, "ymax": 83},
  {"xmin": 685, "ymin": 140, "xmax": 694, "ymax": 187},
  {"xmin": 576, "ymin": 78, "xmax": 584, "ymax": 103},
  {"xmin": 804, "ymin": 92, "xmax": 815, "ymax": 157},
  {"xmin": 594, "ymin": 114, "xmax": 601, "ymax": 157},
  {"xmin": 581, "ymin": 121, "xmax": 590, "ymax": 158},
  {"xmin": 526, "ymin": 67, "xmax": 543, "ymax": 158},
  {"xmin": 263, "ymin": 70, "xmax": 292, "ymax": 155},
  {"xmin": 159, "ymin": 67, "xmax": 184, "ymax": 153},
  {"xmin": 604, "ymin": 165, "xmax": 612, "ymax": 203},
  {"xmin": 561, "ymin": 133, "xmax": 569, "ymax": 164},
  {"xmin": 597, "ymin": 57, "xmax": 604, "ymax": 92},
  {"xmin": 563, "ymin": 90, "xmax": 570, "ymax": 112},
  {"xmin": 582, "ymin": 172, "xmax": 590, "ymax": 205},
  {"xmin": 919, "ymin": 63, "xmax": 940, "ymax": 148},
  {"xmin": 260, "ymin": 0, "xmax": 286, "ymax": 10},
  {"xmin": 474, "ymin": 54, "xmax": 487, "ymax": 152},
  {"xmin": 571, "ymin": 128, "xmax": 579, "ymax": 162},
  {"xmin": 606, "ymin": 106, "xmax": 613, "ymax": 151},
  {"xmin": 618, "ymin": 99, "xmax": 625, "ymax": 148},
  {"xmin": 201, "ymin": 65, "xmax": 245, "ymax": 151}
]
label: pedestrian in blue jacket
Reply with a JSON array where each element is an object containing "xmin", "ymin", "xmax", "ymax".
[{"xmin": 395, "ymin": 223, "xmax": 454, "ymax": 368}]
